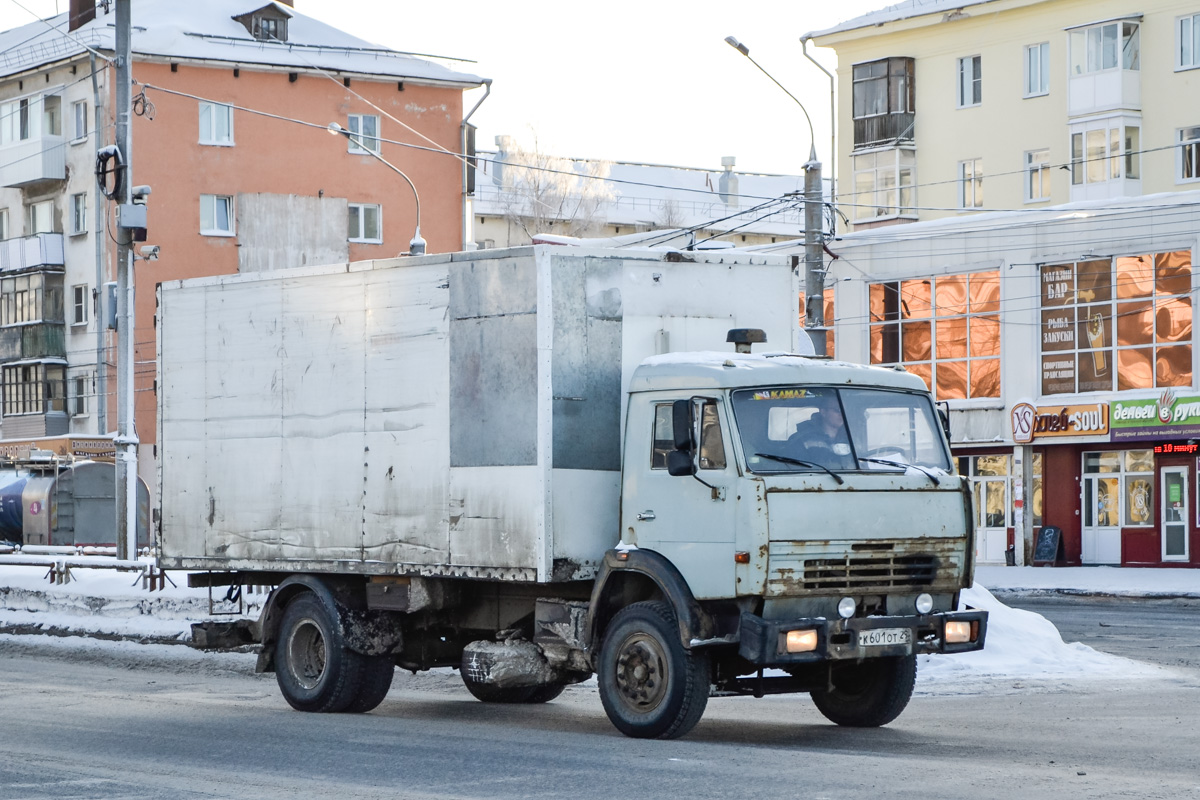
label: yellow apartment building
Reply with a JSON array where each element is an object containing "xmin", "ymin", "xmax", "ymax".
[{"xmin": 808, "ymin": 0, "xmax": 1200, "ymax": 228}]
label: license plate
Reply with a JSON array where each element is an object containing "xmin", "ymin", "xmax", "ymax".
[{"xmin": 860, "ymin": 627, "xmax": 912, "ymax": 647}]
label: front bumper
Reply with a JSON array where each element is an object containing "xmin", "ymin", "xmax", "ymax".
[{"xmin": 737, "ymin": 609, "xmax": 988, "ymax": 666}]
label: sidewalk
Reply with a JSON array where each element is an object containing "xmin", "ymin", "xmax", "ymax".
[{"xmin": 976, "ymin": 565, "xmax": 1200, "ymax": 598}]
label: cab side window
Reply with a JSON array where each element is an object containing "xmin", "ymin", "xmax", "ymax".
[
  {"xmin": 698, "ymin": 401, "xmax": 726, "ymax": 470},
  {"xmin": 651, "ymin": 404, "xmax": 673, "ymax": 469}
]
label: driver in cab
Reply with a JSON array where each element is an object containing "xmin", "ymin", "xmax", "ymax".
[{"xmin": 787, "ymin": 393, "xmax": 855, "ymax": 470}]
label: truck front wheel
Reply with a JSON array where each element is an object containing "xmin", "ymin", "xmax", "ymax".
[
  {"xmin": 597, "ymin": 601, "xmax": 710, "ymax": 739},
  {"xmin": 275, "ymin": 593, "xmax": 390, "ymax": 713},
  {"xmin": 810, "ymin": 654, "xmax": 917, "ymax": 727}
]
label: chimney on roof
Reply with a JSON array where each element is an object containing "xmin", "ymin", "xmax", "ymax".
[
  {"xmin": 718, "ymin": 156, "xmax": 739, "ymax": 208},
  {"xmin": 69, "ymin": 0, "xmax": 96, "ymax": 32}
]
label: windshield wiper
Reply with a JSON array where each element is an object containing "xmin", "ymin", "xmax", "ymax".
[
  {"xmin": 858, "ymin": 457, "xmax": 941, "ymax": 486},
  {"xmin": 754, "ymin": 453, "xmax": 844, "ymax": 485}
]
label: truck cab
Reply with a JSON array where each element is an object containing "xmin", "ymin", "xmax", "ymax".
[{"xmin": 590, "ymin": 346, "xmax": 986, "ymax": 737}]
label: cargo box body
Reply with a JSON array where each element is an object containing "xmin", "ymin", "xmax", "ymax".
[{"xmin": 157, "ymin": 246, "xmax": 799, "ymax": 582}]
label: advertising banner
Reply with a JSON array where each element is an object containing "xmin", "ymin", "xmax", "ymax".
[
  {"xmin": 1110, "ymin": 390, "xmax": 1200, "ymax": 442},
  {"xmin": 1012, "ymin": 402, "xmax": 1108, "ymax": 443}
]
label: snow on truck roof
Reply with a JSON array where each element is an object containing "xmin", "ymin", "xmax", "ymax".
[{"xmin": 630, "ymin": 352, "xmax": 929, "ymax": 393}]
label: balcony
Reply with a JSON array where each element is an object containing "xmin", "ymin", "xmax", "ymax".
[
  {"xmin": 0, "ymin": 323, "xmax": 66, "ymax": 362},
  {"xmin": 0, "ymin": 233, "xmax": 64, "ymax": 272},
  {"xmin": 0, "ymin": 133, "xmax": 65, "ymax": 188},
  {"xmin": 853, "ymin": 112, "xmax": 916, "ymax": 150}
]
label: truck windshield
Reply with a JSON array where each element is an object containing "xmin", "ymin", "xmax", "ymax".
[{"xmin": 730, "ymin": 387, "xmax": 951, "ymax": 475}]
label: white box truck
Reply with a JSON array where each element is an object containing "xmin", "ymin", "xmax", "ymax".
[{"xmin": 157, "ymin": 245, "xmax": 985, "ymax": 739}]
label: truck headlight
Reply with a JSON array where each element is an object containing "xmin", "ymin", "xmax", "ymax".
[
  {"xmin": 915, "ymin": 593, "xmax": 933, "ymax": 614},
  {"xmin": 784, "ymin": 629, "xmax": 818, "ymax": 653},
  {"xmin": 837, "ymin": 597, "xmax": 856, "ymax": 619},
  {"xmin": 945, "ymin": 621, "xmax": 974, "ymax": 643}
]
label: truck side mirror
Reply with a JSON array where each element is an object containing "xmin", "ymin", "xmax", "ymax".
[
  {"xmin": 667, "ymin": 449, "xmax": 697, "ymax": 477},
  {"xmin": 936, "ymin": 402, "xmax": 951, "ymax": 441},
  {"xmin": 671, "ymin": 399, "xmax": 694, "ymax": 451}
]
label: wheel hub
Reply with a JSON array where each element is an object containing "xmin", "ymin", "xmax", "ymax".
[
  {"xmin": 286, "ymin": 618, "xmax": 327, "ymax": 690},
  {"xmin": 614, "ymin": 634, "xmax": 666, "ymax": 711}
]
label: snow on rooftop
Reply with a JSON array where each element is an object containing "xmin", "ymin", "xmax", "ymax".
[
  {"xmin": 806, "ymin": 0, "xmax": 1003, "ymax": 40},
  {"xmin": 472, "ymin": 151, "xmax": 809, "ymax": 238},
  {"xmin": 0, "ymin": 0, "xmax": 484, "ymax": 84}
]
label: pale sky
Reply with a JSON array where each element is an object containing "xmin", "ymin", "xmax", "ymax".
[{"xmin": 0, "ymin": 0, "xmax": 893, "ymax": 175}]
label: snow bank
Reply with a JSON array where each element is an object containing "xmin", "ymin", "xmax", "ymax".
[{"xmin": 916, "ymin": 584, "xmax": 1167, "ymax": 693}]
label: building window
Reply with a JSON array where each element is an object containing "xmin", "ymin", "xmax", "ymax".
[
  {"xmin": 2, "ymin": 272, "xmax": 62, "ymax": 326},
  {"xmin": 0, "ymin": 209, "xmax": 7, "ymax": 241},
  {"xmin": 198, "ymin": 102, "xmax": 233, "ymax": 145},
  {"xmin": 1181, "ymin": 14, "xmax": 1200, "ymax": 69},
  {"xmin": 72, "ymin": 284, "xmax": 88, "ymax": 326},
  {"xmin": 1070, "ymin": 21, "xmax": 1139, "ymax": 74},
  {"xmin": 26, "ymin": 200, "xmax": 55, "ymax": 234},
  {"xmin": 1025, "ymin": 42, "xmax": 1050, "ymax": 96},
  {"xmin": 2, "ymin": 363, "xmax": 66, "ymax": 415},
  {"xmin": 200, "ymin": 194, "xmax": 234, "ymax": 235},
  {"xmin": 957, "ymin": 55, "xmax": 981, "ymax": 107},
  {"xmin": 348, "ymin": 203, "xmax": 381, "ymax": 243},
  {"xmin": 1039, "ymin": 252, "xmax": 1193, "ymax": 395},
  {"xmin": 1083, "ymin": 450, "xmax": 1154, "ymax": 527},
  {"xmin": 252, "ymin": 15, "xmax": 286, "ymax": 41},
  {"xmin": 958, "ymin": 158, "xmax": 983, "ymax": 209},
  {"xmin": 851, "ymin": 57, "xmax": 914, "ymax": 149},
  {"xmin": 71, "ymin": 100, "xmax": 87, "ymax": 140},
  {"xmin": 1071, "ymin": 124, "xmax": 1139, "ymax": 185},
  {"xmin": 1024, "ymin": 149, "xmax": 1051, "ymax": 202},
  {"xmin": 70, "ymin": 193, "xmax": 86, "ymax": 235},
  {"xmin": 0, "ymin": 97, "xmax": 30, "ymax": 144},
  {"xmin": 851, "ymin": 148, "xmax": 916, "ymax": 221},
  {"xmin": 869, "ymin": 271, "xmax": 1001, "ymax": 400},
  {"xmin": 71, "ymin": 373, "xmax": 89, "ymax": 417},
  {"xmin": 347, "ymin": 114, "xmax": 380, "ymax": 154},
  {"xmin": 1179, "ymin": 126, "xmax": 1200, "ymax": 182}
]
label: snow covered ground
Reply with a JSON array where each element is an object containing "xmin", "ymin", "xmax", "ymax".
[{"xmin": 0, "ymin": 560, "xmax": 1194, "ymax": 694}]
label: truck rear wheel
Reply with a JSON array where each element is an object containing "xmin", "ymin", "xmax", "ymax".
[
  {"xmin": 275, "ymin": 593, "xmax": 377, "ymax": 713},
  {"xmin": 597, "ymin": 601, "xmax": 710, "ymax": 739},
  {"xmin": 810, "ymin": 654, "xmax": 917, "ymax": 727}
]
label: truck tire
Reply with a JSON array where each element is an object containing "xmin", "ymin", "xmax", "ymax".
[
  {"xmin": 597, "ymin": 601, "xmax": 710, "ymax": 739},
  {"xmin": 275, "ymin": 593, "xmax": 366, "ymax": 713},
  {"xmin": 810, "ymin": 654, "xmax": 917, "ymax": 727},
  {"xmin": 345, "ymin": 656, "xmax": 395, "ymax": 714}
]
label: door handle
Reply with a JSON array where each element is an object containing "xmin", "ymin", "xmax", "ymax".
[{"xmin": 636, "ymin": 511, "xmax": 656, "ymax": 521}]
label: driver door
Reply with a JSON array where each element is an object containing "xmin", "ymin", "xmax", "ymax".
[{"xmin": 621, "ymin": 396, "xmax": 737, "ymax": 599}]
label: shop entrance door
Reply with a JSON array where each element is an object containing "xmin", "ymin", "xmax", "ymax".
[
  {"xmin": 973, "ymin": 477, "xmax": 1009, "ymax": 564},
  {"xmin": 1082, "ymin": 475, "xmax": 1121, "ymax": 564},
  {"xmin": 1161, "ymin": 466, "xmax": 1190, "ymax": 562}
]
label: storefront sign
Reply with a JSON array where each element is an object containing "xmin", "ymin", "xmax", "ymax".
[
  {"xmin": 1110, "ymin": 390, "xmax": 1200, "ymax": 442},
  {"xmin": 1011, "ymin": 402, "xmax": 1108, "ymax": 443}
]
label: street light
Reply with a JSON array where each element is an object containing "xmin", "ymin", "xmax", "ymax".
[
  {"xmin": 723, "ymin": 36, "xmax": 816, "ymax": 162},
  {"xmin": 327, "ymin": 122, "xmax": 426, "ymax": 256},
  {"xmin": 724, "ymin": 35, "xmax": 827, "ymax": 356}
]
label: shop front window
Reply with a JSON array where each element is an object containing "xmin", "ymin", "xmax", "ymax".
[
  {"xmin": 1040, "ymin": 252, "xmax": 1193, "ymax": 394},
  {"xmin": 870, "ymin": 271, "xmax": 1000, "ymax": 400},
  {"xmin": 1083, "ymin": 449, "xmax": 1153, "ymax": 528}
]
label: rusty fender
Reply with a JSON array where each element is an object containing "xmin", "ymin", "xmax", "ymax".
[{"xmin": 584, "ymin": 548, "xmax": 715, "ymax": 658}]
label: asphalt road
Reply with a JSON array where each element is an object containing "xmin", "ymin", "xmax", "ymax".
[
  {"xmin": 1, "ymin": 615, "xmax": 1198, "ymax": 800},
  {"xmin": 1003, "ymin": 594, "xmax": 1200, "ymax": 672}
]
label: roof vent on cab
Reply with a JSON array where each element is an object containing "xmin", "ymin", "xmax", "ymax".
[{"xmin": 727, "ymin": 328, "xmax": 766, "ymax": 354}]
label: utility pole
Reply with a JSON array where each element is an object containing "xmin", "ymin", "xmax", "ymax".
[
  {"xmin": 113, "ymin": 0, "xmax": 138, "ymax": 561},
  {"xmin": 803, "ymin": 146, "xmax": 827, "ymax": 356}
]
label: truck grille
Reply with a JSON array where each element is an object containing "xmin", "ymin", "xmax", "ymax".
[
  {"xmin": 801, "ymin": 554, "xmax": 937, "ymax": 590},
  {"xmin": 765, "ymin": 538, "xmax": 965, "ymax": 596}
]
